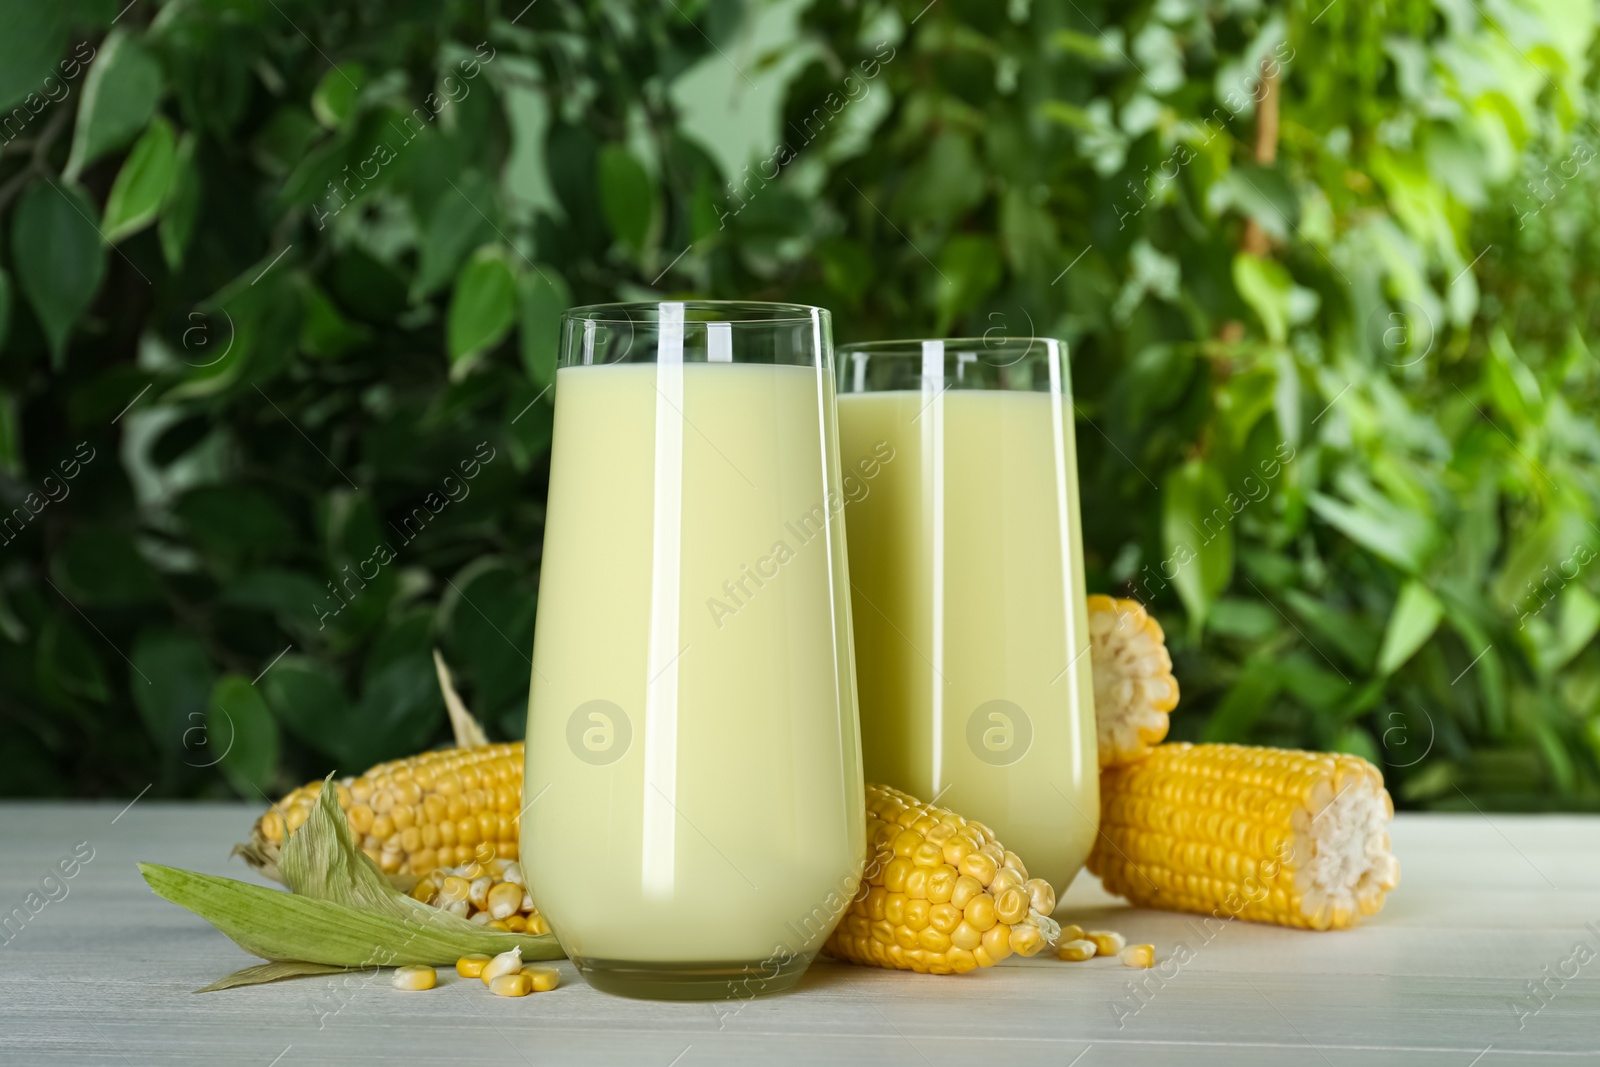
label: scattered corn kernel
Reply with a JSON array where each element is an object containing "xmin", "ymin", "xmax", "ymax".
[
  {"xmin": 489, "ymin": 973, "xmax": 533, "ymax": 997},
  {"xmin": 1056, "ymin": 939, "xmax": 1097, "ymax": 962},
  {"xmin": 456, "ymin": 953, "xmax": 491, "ymax": 978},
  {"xmin": 1086, "ymin": 930, "xmax": 1125, "ymax": 956},
  {"xmin": 391, "ymin": 965, "xmax": 436, "ymax": 990},
  {"xmin": 1059, "ymin": 923, "xmax": 1084, "ymax": 944},
  {"xmin": 482, "ymin": 946, "xmax": 523, "ymax": 986},
  {"xmin": 486, "ymin": 881, "xmax": 524, "ymax": 920},
  {"xmin": 1119, "ymin": 943, "xmax": 1156, "ymax": 969},
  {"xmin": 523, "ymin": 966, "xmax": 560, "ymax": 992}
]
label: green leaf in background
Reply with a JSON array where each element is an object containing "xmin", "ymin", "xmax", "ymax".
[
  {"xmin": 310, "ymin": 64, "xmax": 366, "ymax": 129},
  {"xmin": 1308, "ymin": 485, "xmax": 1435, "ymax": 574},
  {"xmin": 10, "ymin": 180, "xmax": 106, "ymax": 364},
  {"xmin": 1377, "ymin": 580, "xmax": 1444, "ymax": 675},
  {"xmin": 159, "ymin": 133, "xmax": 200, "ymax": 269},
  {"xmin": 413, "ymin": 169, "xmax": 497, "ymax": 296},
  {"xmin": 597, "ymin": 143, "xmax": 653, "ymax": 252},
  {"xmin": 102, "ymin": 116, "xmax": 179, "ymax": 243},
  {"xmin": 64, "ymin": 30, "xmax": 162, "ymax": 180},
  {"xmin": 260, "ymin": 658, "xmax": 354, "ymax": 766},
  {"xmin": 37, "ymin": 614, "xmax": 109, "ymax": 704},
  {"xmin": 0, "ymin": 6, "xmax": 67, "ymax": 113},
  {"xmin": 1162, "ymin": 457, "xmax": 1235, "ymax": 633},
  {"xmin": 518, "ymin": 268, "xmax": 570, "ymax": 390},
  {"xmin": 1202, "ymin": 657, "xmax": 1280, "ymax": 741},
  {"xmin": 936, "ymin": 235, "xmax": 1002, "ymax": 333},
  {"xmin": 131, "ymin": 629, "xmax": 217, "ymax": 760},
  {"xmin": 1233, "ymin": 253, "xmax": 1292, "ymax": 343},
  {"xmin": 0, "ymin": 266, "xmax": 11, "ymax": 353},
  {"xmin": 353, "ymin": 653, "xmax": 445, "ymax": 768},
  {"xmin": 208, "ymin": 675, "xmax": 279, "ymax": 796},
  {"xmin": 55, "ymin": 523, "xmax": 161, "ymax": 607},
  {"xmin": 447, "ymin": 246, "xmax": 517, "ymax": 380}
]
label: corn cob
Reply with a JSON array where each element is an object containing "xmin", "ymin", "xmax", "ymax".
[
  {"xmin": 242, "ymin": 743, "xmax": 523, "ymax": 879},
  {"xmin": 1087, "ymin": 595, "xmax": 1179, "ymax": 767},
  {"xmin": 825, "ymin": 784, "xmax": 1061, "ymax": 975},
  {"xmin": 1089, "ymin": 743, "xmax": 1400, "ymax": 930}
]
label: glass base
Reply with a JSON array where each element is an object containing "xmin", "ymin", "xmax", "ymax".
[{"xmin": 571, "ymin": 952, "xmax": 814, "ymax": 1001}]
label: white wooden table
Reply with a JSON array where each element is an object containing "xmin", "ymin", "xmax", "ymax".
[{"xmin": 2, "ymin": 802, "xmax": 1596, "ymax": 1065}]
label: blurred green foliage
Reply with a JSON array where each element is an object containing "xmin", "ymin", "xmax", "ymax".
[{"xmin": 1, "ymin": 0, "xmax": 1597, "ymax": 809}]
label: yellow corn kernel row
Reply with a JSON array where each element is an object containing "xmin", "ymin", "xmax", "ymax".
[
  {"xmin": 1089, "ymin": 743, "xmax": 1400, "ymax": 931},
  {"xmin": 1087, "ymin": 595, "xmax": 1180, "ymax": 767},
  {"xmin": 251, "ymin": 743, "xmax": 524, "ymax": 876},
  {"xmin": 407, "ymin": 858, "xmax": 551, "ymax": 934},
  {"xmin": 825, "ymin": 784, "xmax": 1061, "ymax": 975}
]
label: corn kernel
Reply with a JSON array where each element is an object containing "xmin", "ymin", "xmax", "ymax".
[
  {"xmin": 1086, "ymin": 930, "xmax": 1125, "ymax": 956},
  {"xmin": 1057, "ymin": 939, "xmax": 1097, "ymax": 962},
  {"xmin": 482, "ymin": 946, "xmax": 523, "ymax": 986},
  {"xmin": 456, "ymin": 954, "xmax": 491, "ymax": 978},
  {"xmin": 1119, "ymin": 944, "xmax": 1156, "ymax": 969},
  {"xmin": 391, "ymin": 964, "xmax": 436, "ymax": 990},
  {"xmin": 1025, "ymin": 878, "xmax": 1056, "ymax": 916},
  {"xmin": 1059, "ymin": 923, "xmax": 1085, "ymax": 944},
  {"xmin": 524, "ymin": 966, "xmax": 560, "ymax": 992},
  {"xmin": 490, "ymin": 973, "xmax": 533, "ymax": 997}
]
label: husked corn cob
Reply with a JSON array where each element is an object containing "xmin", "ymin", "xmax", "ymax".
[
  {"xmin": 247, "ymin": 743, "xmax": 524, "ymax": 878},
  {"xmin": 825, "ymin": 784, "xmax": 1061, "ymax": 975},
  {"xmin": 1089, "ymin": 743, "xmax": 1400, "ymax": 930},
  {"xmin": 1088, "ymin": 595, "xmax": 1180, "ymax": 767}
]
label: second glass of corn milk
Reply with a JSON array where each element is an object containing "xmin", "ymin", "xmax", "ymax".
[
  {"xmin": 523, "ymin": 301, "xmax": 865, "ymax": 1000},
  {"xmin": 835, "ymin": 337, "xmax": 1098, "ymax": 898}
]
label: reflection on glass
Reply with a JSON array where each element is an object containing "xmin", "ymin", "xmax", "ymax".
[
  {"xmin": 523, "ymin": 301, "xmax": 865, "ymax": 1000},
  {"xmin": 836, "ymin": 337, "xmax": 1097, "ymax": 895}
]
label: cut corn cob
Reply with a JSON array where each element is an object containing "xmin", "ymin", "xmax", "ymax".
[
  {"xmin": 1089, "ymin": 743, "xmax": 1400, "ymax": 930},
  {"xmin": 825, "ymin": 784, "xmax": 1060, "ymax": 975},
  {"xmin": 243, "ymin": 743, "xmax": 524, "ymax": 878},
  {"xmin": 1088, "ymin": 595, "xmax": 1180, "ymax": 767}
]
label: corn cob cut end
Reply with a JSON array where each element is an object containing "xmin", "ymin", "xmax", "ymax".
[
  {"xmin": 1090, "ymin": 743, "xmax": 1400, "ymax": 931},
  {"xmin": 1088, "ymin": 595, "xmax": 1180, "ymax": 768}
]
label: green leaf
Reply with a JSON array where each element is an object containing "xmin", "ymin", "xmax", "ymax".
[
  {"xmin": 310, "ymin": 64, "xmax": 366, "ymax": 130},
  {"xmin": 208, "ymin": 675, "xmax": 279, "ymax": 796},
  {"xmin": 1162, "ymin": 458, "xmax": 1235, "ymax": 633},
  {"xmin": 517, "ymin": 268, "xmax": 570, "ymax": 390},
  {"xmin": 447, "ymin": 246, "xmax": 518, "ymax": 380},
  {"xmin": 260, "ymin": 658, "xmax": 353, "ymax": 765},
  {"xmin": 1308, "ymin": 488, "xmax": 1434, "ymax": 573},
  {"xmin": 0, "ymin": 7, "xmax": 67, "ymax": 113},
  {"xmin": 55, "ymin": 523, "xmax": 160, "ymax": 607},
  {"xmin": 1377, "ymin": 579, "xmax": 1443, "ymax": 675},
  {"xmin": 103, "ymin": 117, "xmax": 179, "ymax": 243},
  {"xmin": 37, "ymin": 614, "xmax": 109, "ymax": 703},
  {"xmin": 0, "ymin": 266, "xmax": 11, "ymax": 353},
  {"xmin": 159, "ymin": 133, "xmax": 200, "ymax": 269},
  {"xmin": 10, "ymin": 180, "xmax": 106, "ymax": 364},
  {"xmin": 1232, "ymin": 253, "xmax": 1291, "ymax": 343},
  {"xmin": 131, "ymin": 629, "xmax": 216, "ymax": 757},
  {"xmin": 936, "ymin": 235, "xmax": 1002, "ymax": 332},
  {"xmin": 1201, "ymin": 657, "xmax": 1279, "ymax": 741},
  {"xmin": 196, "ymin": 961, "xmax": 352, "ymax": 993},
  {"xmin": 413, "ymin": 170, "xmax": 497, "ymax": 297},
  {"xmin": 353, "ymin": 654, "xmax": 445, "ymax": 767},
  {"xmin": 597, "ymin": 144, "xmax": 653, "ymax": 251},
  {"xmin": 65, "ymin": 30, "xmax": 162, "ymax": 180}
]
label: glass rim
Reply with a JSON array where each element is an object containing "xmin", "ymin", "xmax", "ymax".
[
  {"xmin": 837, "ymin": 336, "xmax": 1064, "ymax": 356},
  {"xmin": 563, "ymin": 300, "xmax": 830, "ymax": 326}
]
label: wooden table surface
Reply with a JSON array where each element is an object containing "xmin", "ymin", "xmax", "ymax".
[{"xmin": 2, "ymin": 802, "xmax": 1596, "ymax": 1065}]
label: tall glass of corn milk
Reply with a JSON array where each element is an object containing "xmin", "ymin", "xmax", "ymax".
[
  {"xmin": 523, "ymin": 302, "xmax": 865, "ymax": 999},
  {"xmin": 834, "ymin": 337, "xmax": 1098, "ymax": 898}
]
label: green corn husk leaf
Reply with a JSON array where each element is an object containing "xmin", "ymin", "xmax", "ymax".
[
  {"xmin": 141, "ymin": 774, "xmax": 561, "ymax": 990},
  {"xmin": 195, "ymin": 960, "xmax": 352, "ymax": 992}
]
